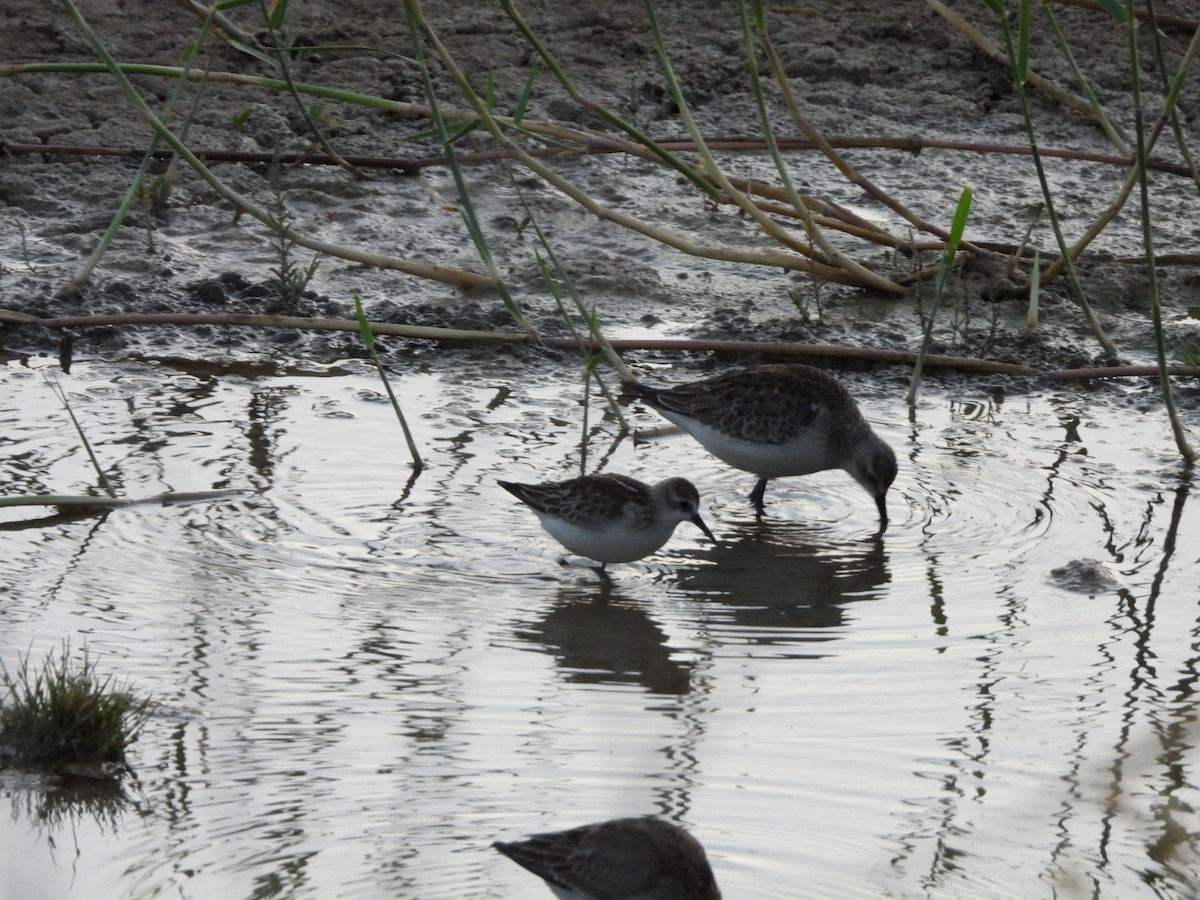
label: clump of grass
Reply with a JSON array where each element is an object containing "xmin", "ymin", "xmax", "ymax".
[{"xmin": 0, "ymin": 643, "xmax": 152, "ymax": 778}]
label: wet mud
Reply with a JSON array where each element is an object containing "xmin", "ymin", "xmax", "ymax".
[{"xmin": 1, "ymin": 1, "xmax": 1198, "ymax": 391}]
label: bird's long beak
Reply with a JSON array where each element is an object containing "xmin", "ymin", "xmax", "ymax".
[
  {"xmin": 692, "ymin": 515, "xmax": 718, "ymax": 544},
  {"xmin": 875, "ymin": 494, "xmax": 889, "ymax": 534}
]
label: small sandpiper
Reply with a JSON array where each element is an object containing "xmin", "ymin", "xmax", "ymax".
[
  {"xmin": 625, "ymin": 363, "xmax": 897, "ymax": 530},
  {"xmin": 498, "ymin": 473, "xmax": 716, "ymax": 572},
  {"xmin": 493, "ymin": 816, "xmax": 722, "ymax": 900}
]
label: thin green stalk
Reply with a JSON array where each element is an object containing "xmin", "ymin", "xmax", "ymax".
[
  {"xmin": 578, "ymin": 351, "xmax": 603, "ymax": 476},
  {"xmin": 67, "ymin": 7, "xmax": 217, "ymax": 291},
  {"xmin": 51, "ymin": 6, "xmax": 489, "ymax": 289},
  {"xmin": 43, "ymin": 373, "xmax": 114, "ymax": 497},
  {"xmin": 1016, "ymin": 0, "xmax": 1031, "ymax": 82},
  {"xmin": 510, "ymin": 169, "xmax": 632, "ymax": 382},
  {"xmin": 906, "ymin": 188, "xmax": 973, "ymax": 405},
  {"xmin": 736, "ymin": 0, "xmax": 897, "ymax": 290},
  {"xmin": 498, "ymin": 0, "xmax": 720, "ymax": 201},
  {"xmin": 1143, "ymin": 0, "xmax": 1200, "ymax": 192},
  {"xmin": 531, "ymin": 247, "xmax": 628, "ymax": 426},
  {"xmin": 1, "ymin": 60, "xmax": 423, "ymax": 112},
  {"xmin": 402, "ymin": 2, "xmax": 532, "ymax": 333},
  {"xmin": 644, "ymin": 0, "xmax": 901, "ymax": 293},
  {"xmin": 256, "ymin": 0, "xmax": 363, "ymax": 178},
  {"xmin": 1124, "ymin": 1, "xmax": 1195, "ymax": 463},
  {"xmin": 512, "ymin": 61, "xmax": 538, "ymax": 126},
  {"xmin": 737, "ymin": 1, "xmax": 815, "ymax": 234},
  {"xmin": 1026, "ymin": 248, "xmax": 1040, "ymax": 333},
  {"xmin": 533, "ymin": 250, "xmax": 623, "ymax": 467},
  {"xmin": 0, "ymin": 61, "xmax": 545, "ymax": 136},
  {"xmin": 990, "ymin": 0, "xmax": 1113, "ymax": 353},
  {"xmin": 1005, "ymin": 201, "xmax": 1043, "ymax": 280},
  {"xmin": 353, "ymin": 296, "xmax": 423, "ymax": 472},
  {"xmin": 514, "ymin": 156, "xmax": 631, "ymax": 453},
  {"xmin": 0, "ymin": 58, "xmax": 606, "ymax": 156},
  {"xmin": 533, "ymin": 265, "xmax": 609, "ymax": 475},
  {"xmin": 1039, "ymin": 1, "xmax": 1129, "ymax": 153}
]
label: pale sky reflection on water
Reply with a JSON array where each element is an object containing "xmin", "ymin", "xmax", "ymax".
[{"xmin": 1, "ymin": 358, "xmax": 1197, "ymax": 899}]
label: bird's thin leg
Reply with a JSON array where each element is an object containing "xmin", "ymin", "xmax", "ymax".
[
  {"xmin": 749, "ymin": 477, "xmax": 769, "ymax": 513},
  {"xmin": 595, "ymin": 576, "xmax": 614, "ymax": 602}
]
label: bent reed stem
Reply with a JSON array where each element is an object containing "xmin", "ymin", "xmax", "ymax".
[{"xmin": 54, "ymin": 3, "xmax": 490, "ymax": 290}]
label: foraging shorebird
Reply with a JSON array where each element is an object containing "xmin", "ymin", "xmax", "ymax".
[
  {"xmin": 493, "ymin": 816, "xmax": 722, "ymax": 900},
  {"xmin": 498, "ymin": 474, "xmax": 716, "ymax": 571},
  {"xmin": 625, "ymin": 364, "xmax": 897, "ymax": 530}
]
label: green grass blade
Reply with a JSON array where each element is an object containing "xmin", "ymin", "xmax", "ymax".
[
  {"xmin": 987, "ymin": 2, "xmax": 1113, "ymax": 353},
  {"xmin": 403, "ymin": 1, "xmax": 533, "ymax": 333},
  {"xmin": 68, "ymin": 5, "xmax": 218, "ymax": 291},
  {"xmin": 498, "ymin": 0, "xmax": 720, "ymax": 200},
  {"xmin": 43, "ymin": 372, "xmax": 115, "ymax": 498},
  {"xmin": 267, "ymin": 0, "xmax": 289, "ymax": 31},
  {"xmin": 1027, "ymin": 248, "xmax": 1040, "ymax": 332},
  {"xmin": 945, "ymin": 188, "xmax": 972, "ymax": 261},
  {"xmin": 1016, "ymin": 0, "xmax": 1031, "ymax": 84},
  {"xmin": 514, "ymin": 173, "xmax": 630, "ymax": 442},
  {"xmin": 1123, "ymin": 0, "xmax": 1195, "ymax": 462},
  {"xmin": 513, "ymin": 62, "xmax": 538, "ymax": 126},
  {"xmin": 906, "ymin": 188, "xmax": 972, "ymax": 405},
  {"xmin": 353, "ymin": 296, "xmax": 424, "ymax": 472},
  {"xmin": 1039, "ymin": 1, "xmax": 1128, "ymax": 151},
  {"xmin": 1093, "ymin": 0, "xmax": 1128, "ymax": 21}
]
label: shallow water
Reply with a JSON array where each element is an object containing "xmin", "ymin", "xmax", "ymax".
[{"xmin": 1, "ymin": 356, "xmax": 1198, "ymax": 899}]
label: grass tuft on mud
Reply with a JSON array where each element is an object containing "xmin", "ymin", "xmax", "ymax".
[{"xmin": 0, "ymin": 643, "xmax": 152, "ymax": 778}]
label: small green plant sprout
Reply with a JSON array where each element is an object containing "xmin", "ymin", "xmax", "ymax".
[
  {"xmin": 0, "ymin": 643, "xmax": 153, "ymax": 780},
  {"xmin": 1177, "ymin": 342, "xmax": 1200, "ymax": 370},
  {"xmin": 787, "ymin": 280, "xmax": 822, "ymax": 325},
  {"xmin": 266, "ymin": 175, "xmax": 321, "ymax": 309}
]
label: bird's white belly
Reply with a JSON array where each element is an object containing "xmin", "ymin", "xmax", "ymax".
[
  {"xmin": 665, "ymin": 415, "xmax": 835, "ymax": 478},
  {"xmin": 539, "ymin": 514, "xmax": 672, "ymax": 564}
]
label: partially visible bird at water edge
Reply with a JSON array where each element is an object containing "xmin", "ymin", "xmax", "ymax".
[
  {"xmin": 624, "ymin": 363, "xmax": 898, "ymax": 531},
  {"xmin": 493, "ymin": 815, "xmax": 722, "ymax": 900},
  {"xmin": 498, "ymin": 473, "xmax": 716, "ymax": 572}
]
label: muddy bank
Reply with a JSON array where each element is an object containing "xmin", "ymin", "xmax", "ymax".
[{"xmin": 2, "ymin": 1, "xmax": 1198, "ymax": 387}]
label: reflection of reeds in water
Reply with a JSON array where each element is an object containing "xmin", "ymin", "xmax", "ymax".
[
  {"xmin": 884, "ymin": 473, "xmax": 1199, "ymax": 897},
  {"xmin": 5, "ymin": 772, "xmax": 134, "ymax": 841}
]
